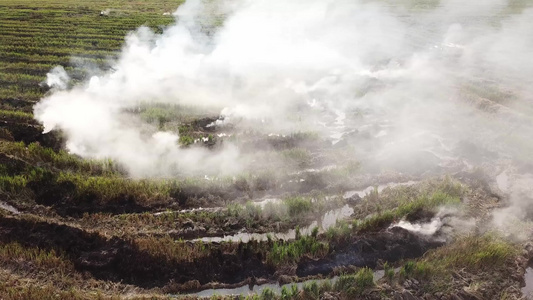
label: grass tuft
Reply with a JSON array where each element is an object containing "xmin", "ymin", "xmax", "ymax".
[{"xmin": 334, "ymin": 267, "xmax": 375, "ymax": 296}]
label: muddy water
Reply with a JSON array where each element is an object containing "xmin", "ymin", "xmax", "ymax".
[
  {"xmin": 153, "ymin": 207, "xmax": 221, "ymax": 216},
  {"xmin": 191, "ymin": 269, "xmax": 392, "ymax": 298},
  {"xmin": 193, "ymin": 279, "xmax": 335, "ymax": 298},
  {"xmin": 288, "ymin": 164, "xmax": 339, "ymax": 176},
  {"xmin": 194, "ymin": 220, "xmax": 318, "ymax": 243},
  {"xmin": 523, "ymin": 267, "xmax": 533, "ymax": 299},
  {"xmin": 191, "ymin": 269, "xmax": 399, "ymax": 298},
  {"xmin": 0, "ymin": 201, "xmax": 20, "ymax": 214}
]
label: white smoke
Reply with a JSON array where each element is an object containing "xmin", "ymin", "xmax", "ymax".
[
  {"xmin": 492, "ymin": 171, "xmax": 533, "ymax": 239},
  {"xmin": 391, "ymin": 207, "xmax": 475, "ymax": 239},
  {"xmin": 44, "ymin": 66, "xmax": 70, "ymax": 91},
  {"xmin": 100, "ymin": 9, "xmax": 113, "ymax": 16},
  {"xmin": 393, "ymin": 218, "xmax": 444, "ymax": 236},
  {"xmin": 34, "ymin": 0, "xmax": 533, "ymax": 179}
]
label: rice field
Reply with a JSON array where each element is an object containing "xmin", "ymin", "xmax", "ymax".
[{"xmin": 0, "ymin": 0, "xmax": 180, "ymax": 105}]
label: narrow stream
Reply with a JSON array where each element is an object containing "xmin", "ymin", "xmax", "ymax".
[
  {"xmin": 0, "ymin": 201, "xmax": 20, "ymax": 214},
  {"xmin": 153, "ymin": 207, "xmax": 221, "ymax": 216},
  {"xmin": 194, "ymin": 278, "xmax": 339, "ymax": 298},
  {"xmin": 191, "ymin": 269, "xmax": 392, "ymax": 298},
  {"xmin": 194, "ymin": 279, "xmax": 331, "ymax": 298},
  {"xmin": 523, "ymin": 266, "xmax": 533, "ymax": 299}
]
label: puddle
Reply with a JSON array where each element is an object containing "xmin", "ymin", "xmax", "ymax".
[
  {"xmin": 343, "ymin": 181, "xmax": 418, "ymax": 199},
  {"xmin": 194, "ymin": 221, "xmax": 318, "ymax": 243},
  {"xmin": 288, "ymin": 164, "xmax": 339, "ymax": 176},
  {"xmin": 195, "ymin": 205, "xmax": 354, "ymax": 243},
  {"xmin": 321, "ymin": 204, "xmax": 353, "ymax": 229},
  {"xmin": 523, "ymin": 266, "xmax": 533, "ymax": 299},
  {"xmin": 0, "ymin": 201, "xmax": 20, "ymax": 214},
  {"xmin": 254, "ymin": 198, "xmax": 282, "ymax": 209}
]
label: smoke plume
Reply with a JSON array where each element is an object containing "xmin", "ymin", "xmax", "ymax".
[{"xmin": 34, "ymin": 0, "xmax": 533, "ymax": 199}]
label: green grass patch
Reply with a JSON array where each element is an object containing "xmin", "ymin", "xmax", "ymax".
[
  {"xmin": 57, "ymin": 172, "xmax": 171, "ymax": 205},
  {"xmin": 0, "ymin": 174, "xmax": 27, "ymax": 193},
  {"xmin": 0, "ymin": 109, "xmax": 33, "ymax": 122},
  {"xmin": 421, "ymin": 234, "xmax": 517, "ymax": 271},
  {"xmin": 398, "ymin": 233, "xmax": 519, "ymax": 293},
  {"xmin": 0, "ymin": 141, "xmax": 122, "ymax": 176},
  {"xmin": 284, "ymin": 196, "xmax": 313, "ymax": 217},
  {"xmin": 267, "ymin": 228, "xmax": 329, "ymax": 265},
  {"xmin": 333, "ymin": 267, "xmax": 375, "ymax": 296},
  {"xmin": 280, "ymin": 148, "xmax": 312, "ymax": 168}
]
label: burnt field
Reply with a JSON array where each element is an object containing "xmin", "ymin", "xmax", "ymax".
[{"xmin": 2, "ymin": 0, "xmax": 533, "ymax": 299}]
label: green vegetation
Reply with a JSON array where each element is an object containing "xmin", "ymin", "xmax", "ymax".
[
  {"xmin": 394, "ymin": 233, "xmax": 519, "ymax": 293},
  {"xmin": 0, "ymin": 0, "xmax": 180, "ymax": 107},
  {"xmin": 383, "ymin": 262, "xmax": 394, "ymax": 283},
  {"xmin": 267, "ymin": 228, "xmax": 329, "ymax": 265},
  {"xmin": 325, "ymin": 219, "xmax": 352, "ymax": 243},
  {"xmin": 284, "ymin": 196, "xmax": 313, "ymax": 217},
  {"xmin": 134, "ymin": 236, "xmax": 213, "ymax": 263},
  {"xmin": 0, "ymin": 109, "xmax": 34, "ymax": 122},
  {"xmin": 398, "ymin": 260, "xmax": 431, "ymax": 282},
  {"xmin": 421, "ymin": 234, "xmax": 517, "ymax": 273},
  {"xmin": 57, "ymin": 172, "xmax": 172, "ymax": 205},
  {"xmin": 0, "ymin": 0, "xmax": 192, "ymax": 217},
  {"xmin": 228, "ymin": 195, "xmax": 342, "ymax": 225},
  {"xmin": 354, "ymin": 177, "xmax": 464, "ymax": 218},
  {"xmin": 280, "ymin": 148, "xmax": 312, "ymax": 168},
  {"xmin": 0, "ymin": 156, "xmax": 173, "ymax": 209},
  {"xmin": 0, "ymin": 141, "xmax": 120, "ymax": 175},
  {"xmin": 347, "ymin": 178, "xmax": 464, "ymax": 233},
  {"xmin": 333, "ymin": 268, "xmax": 375, "ymax": 296},
  {"xmin": 136, "ymin": 103, "xmax": 215, "ymax": 129},
  {"xmin": 280, "ymin": 284, "xmax": 300, "ymax": 300},
  {"xmin": 260, "ymin": 288, "xmax": 276, "ymax": 300},
  {"xmin": 356, "ymin": 190, "xmax": 461, "ymax": 232},
  {"xmin": 0, "ymin": 174, "xmax": 27, "ymax": 193}
]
